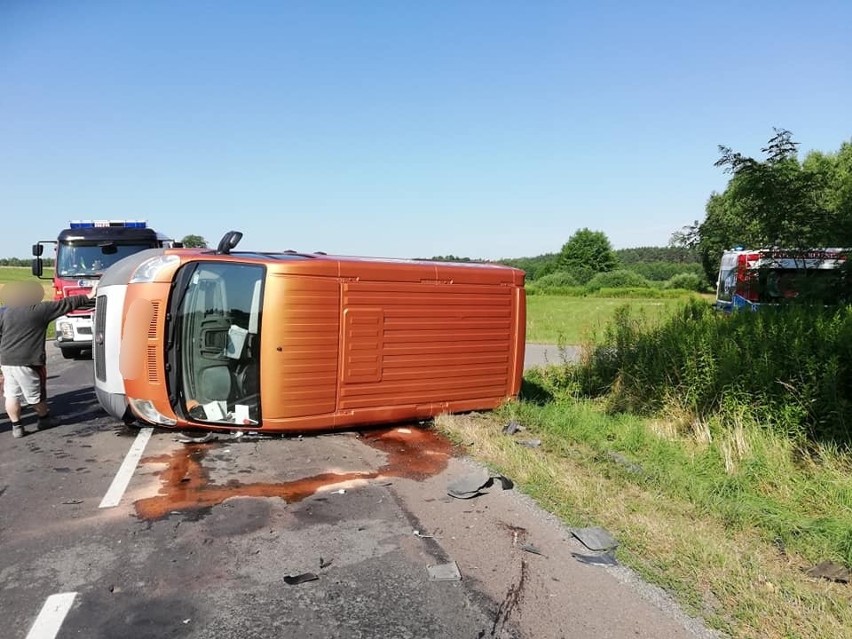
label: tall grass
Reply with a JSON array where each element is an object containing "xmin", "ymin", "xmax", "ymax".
[{"xmin": 570, "ymin": 300, "xmax": 852, "ymax": 446}]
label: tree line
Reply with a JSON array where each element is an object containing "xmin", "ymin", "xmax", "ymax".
[
  {"xmin": 676, "ymin": 129, "xmax": 852, "ymax": 283},
  {"xmin": 0, "ymin": 257, "xmax": 54, "ymax": 267}
]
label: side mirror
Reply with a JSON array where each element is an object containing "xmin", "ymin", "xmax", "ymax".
[
  {"xmin": 216, "ymin": 231, "xmax": 243, "ymax": 255},
  {"xmin": 32, "ymin": 258, "xmax": 43, "ymax": 278},
  {"xmin": 32, "ymin": 243, "xmax": 43, "ymax": 257}
]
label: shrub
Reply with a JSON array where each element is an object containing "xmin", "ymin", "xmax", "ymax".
[
  {"xmin": 533, "ymin": 271, "xmax": 581, "ymax": 289},
  {"xmin": 664, "ymin": 272, "xmax": 707, "ymax": 292},
  {"xmin": 627, "ymin": 261, "xmax": 704, "ymax": 282},
  {"xmin": 585, "ymin": 269, "xmax": 651, "ymax": 292},
  {"xmin": 569, "ymin": 300, "xmax": 852, "ymax": 445}
]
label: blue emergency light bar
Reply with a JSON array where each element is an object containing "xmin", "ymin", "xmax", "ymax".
[{"xmin": 69, "ymin": 220, "xmax": 147, "ymax": 229}]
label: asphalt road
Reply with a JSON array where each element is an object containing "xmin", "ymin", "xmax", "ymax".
[{"xmin": 1, "ymin": 345, "xmax": 716, "ymax": 639}]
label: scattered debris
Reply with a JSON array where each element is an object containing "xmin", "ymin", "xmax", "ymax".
[
  {"xmin": 502, "ymin": 421, "xmax": 524, "ymax": 435},
  {"xmin": 492, "ymin": 475, "xmax": 514, "ymax": 490},
  {"xmin": 413, "ymin": 530, "xmax": 436, "ymax": 539},
  {"xmin": 806, "ymin": 561, "xmax": 851, "ymax": 584},
  {"xmin": 519, "ymin": 543, "xmax": 544, "ymax": 556},
  {"xmin": 182, "ymin": 619, "xmax": 191, "ymax": 625},
  {"xmin": 447, "ymin": 469, "xmax": 514, "ymax": 499},
  {"xmin": 516, "ymin": 439, "xmax": 542, "ymax": 449},
  {"xmin": 427, "ymin": 561, "xmax": 462, "ymax": 581},
  {"xmin": 283, "ymin": 572, "xmax": 320, "ymax": 585},
  {"xmin": 319, "ymin": 557, "xmax": 333, "ymax": 569},
  {"xmin": 333, "ymin": 489, "xmax": 346, "ymax": 495},
  {"xmin": 61, "ymin": 499, "xmax": 83, "ymax": 505},
  {"xmin": 572, "ymin": 552, "xmax": 618, "ymax": 567},
  {"xmin": 447, "ymin": 468, "xmax": 491, "ymax": 499},
  {"xmin": 607, "ymin": 452, "xmax": 643, "ymax": 474},
  {"xmin": 176, "ymin": 432, "xmax": 218, "ymax": 444},
  {"xmin": 571, "ymin": 527, "xmax": 619, "ymax": 551}
]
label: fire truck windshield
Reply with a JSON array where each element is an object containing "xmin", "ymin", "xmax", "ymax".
[{"xmin": 57, "ymin": 243, "xmax": 156, "ymax": 277}]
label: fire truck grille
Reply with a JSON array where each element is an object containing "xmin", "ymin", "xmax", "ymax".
[{"xmin": 94, "ymin": 296, "xmax": 107, "ymax": 382}]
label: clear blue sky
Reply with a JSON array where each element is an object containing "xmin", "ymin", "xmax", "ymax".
[{"xmin": 1, "ymin": 1, "xmax": 850, "ymax": 259}]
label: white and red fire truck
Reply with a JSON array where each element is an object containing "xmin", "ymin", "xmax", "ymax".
[{"xmin": 32, "ymin": 220, "xmax": 179, "ymax": 358}]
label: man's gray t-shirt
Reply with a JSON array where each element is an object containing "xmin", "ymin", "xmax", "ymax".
[{"xmin": 0, "ymin": 296, "xmax": 92, "ymax": 366}]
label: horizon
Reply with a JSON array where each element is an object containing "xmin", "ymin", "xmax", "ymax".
[{"xmin": 2, "ymin": 2, "xmax": 850, "ymax": 259}]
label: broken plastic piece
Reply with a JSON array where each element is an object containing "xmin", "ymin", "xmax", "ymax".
[
  {"xmin": 572, "ymin": 552, "xmax": 618, "ymax": 567},
  {"xmin": 502, "ymin": 421, "xmax": 523, "ymax": 435},
  {"xmin": 806, "ymin": 561, "xmax": 851, "ymax": 584},
  {"xmin": 516, "ymin": 438, "xmax": 542, "ymax": 448},
  {"xmin": 413, "ymin": 530, "xmax": 435, "ymax": 538},
  {"xmin": 520, "ymin": 543, "xmax": 544, "ymax": 556},
  {"xmin": 447, "ymin": 468, "xmax": 492, "ymax": 499},
  {"xmin": 61, "ymin": 499, "xmax": 83, "ymax": 505},
  {"xmin": 492, "ymin": 474, "xmax": 514, "ymax": 490},
  {"xmin": 571, "ymin": 527, "xmax": 619, "ymax": 551},
  {"xmin": 283, "ymin": 572, "xmax": 320, "ymax": 585},
  {"xmin": 427, "ymin": 561, "xmax": 461, "ymax": 581},
  {"xmin": 447, "ymin": 468, "xmax": 514, "ymax": 499}
]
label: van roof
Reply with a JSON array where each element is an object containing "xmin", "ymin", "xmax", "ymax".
[{"xmin": 183, "ymin": 250, "xmax": 525, "ymax": 285}]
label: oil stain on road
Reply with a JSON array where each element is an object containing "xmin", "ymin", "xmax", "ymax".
[{"xmin": 134, "ymin": 426, "xmax": 455, "ymax": 521}]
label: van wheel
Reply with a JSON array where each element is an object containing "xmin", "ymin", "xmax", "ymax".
[{"xmin": 60, "ymin": 349, "xmax": 77, "ymax": 360}]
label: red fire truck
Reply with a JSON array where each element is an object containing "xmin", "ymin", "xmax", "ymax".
[{"xmin": 32, "ymin": 220, "xmax": 179, "ymax": 359}]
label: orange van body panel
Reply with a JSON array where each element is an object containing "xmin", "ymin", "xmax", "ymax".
[{"xmin": 121, "ymin": 252, "xmax": 525, "ymax": 433}]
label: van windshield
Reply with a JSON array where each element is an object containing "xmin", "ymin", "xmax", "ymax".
[{"xmin": 172, "ymin": 262, "xmax": 265, "ymax": 425}]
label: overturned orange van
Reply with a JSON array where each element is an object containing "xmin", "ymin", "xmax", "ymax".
[{"xmin": 94, "ymin": 232, "xmax": 526, "ymax": 432}]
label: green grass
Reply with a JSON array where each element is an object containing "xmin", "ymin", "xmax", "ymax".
[
  {"xmin": 439, "ymin": 401, "xmax": 852, "ymax": 639},
  {"xmin": 0, "ymin": 265, "xmax": 54, "ymax": 287},
  {"xmin": 525, "ymin": 293, "xmax": 707, "ymax": 344}
]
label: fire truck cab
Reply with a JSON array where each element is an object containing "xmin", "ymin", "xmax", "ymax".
[
  {"xmin": 715, "ymin": 247, "xmax": 848, "ymax": 311},
  {"xmin": 32, "ymin": 220, "xmax": 178, "ymax": 359}
]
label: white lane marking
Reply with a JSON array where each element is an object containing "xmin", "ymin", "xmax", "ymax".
[
  {"xmin": 99, "ymin": 427, "xmax": 153, "ymax": 508},
  {"xmin": 26, "ymin": 592, "xmax": 77, "ymax": 639}
]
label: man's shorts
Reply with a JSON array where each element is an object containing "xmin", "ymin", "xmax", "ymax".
[{"xmin": 1, "ymin": 365, "xmax": 47, "ymax": 405}]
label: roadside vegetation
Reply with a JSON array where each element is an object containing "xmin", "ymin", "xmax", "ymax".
[
  {"xmin": 441, "ymin": 300, "xmax": 852, "ymax": 638},
  {"xmin": 443, "ymin": 131, "xmax": 852, "ymax": 639}
]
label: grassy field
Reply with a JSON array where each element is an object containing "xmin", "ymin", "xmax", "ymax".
[
  {"xmin": 0, "ymin": 266, "xmax": 55, "ymax": 295},
  {"xmin": 525, "ymin": 293, "xmax": 708, "ymax": 344},
  {"xmin": 439, "ymin": 403, "xmax": 852, "ymax": 639}
]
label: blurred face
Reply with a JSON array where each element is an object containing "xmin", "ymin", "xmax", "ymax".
[{"xmin": 1, "ymin": 281, "xmax": 45, "ymax": 307}]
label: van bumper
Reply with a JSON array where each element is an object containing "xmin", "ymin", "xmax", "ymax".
[{"xmin": 95, "ymin": 386, "xmax": 133, "ymax": 423}]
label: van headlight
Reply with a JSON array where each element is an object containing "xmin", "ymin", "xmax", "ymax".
[
  {"xmin": 128, "ymin": 398, "xmax": 177, "ymax": 426},
  {"xmin": 130, "ymin": 255, "xmax": 181, "ymax": 283}
]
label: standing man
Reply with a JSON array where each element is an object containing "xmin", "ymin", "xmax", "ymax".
[{"xmin": 0, "ymin": 280, "xmax": 96, "ymax": 438}]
